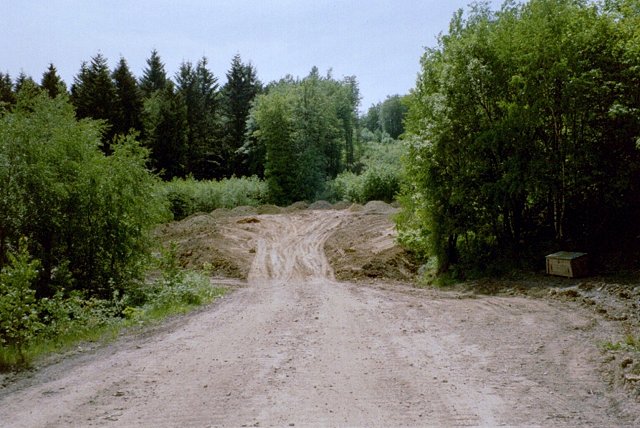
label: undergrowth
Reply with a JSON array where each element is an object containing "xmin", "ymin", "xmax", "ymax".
[
  {"xmin": 0, "ymin": 243, "xmax": 226, "ymax": 371},
  {"xmin": 158, "ymin": 176, "xmax": 268, "ymax": 220},
  {"xmin": 603, "ymin": 334, "xmax": 640, "ymax": 353}
]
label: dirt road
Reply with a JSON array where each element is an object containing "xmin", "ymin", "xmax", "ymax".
[{"xmin": 1, "ymin": 210, "xmax": 639, "ymax": 426}]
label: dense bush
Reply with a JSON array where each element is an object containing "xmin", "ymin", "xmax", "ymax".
[
  {"xmin": 0, "ymin": 239, "xmax": 43, "ymax": 358},
  {"xmin": 327, "ymin": 139, "xmax": 403, "ymax": 203},
  {"xmin": 329, "ymin": 167, "xmax": 399, "ymax": 203},
  {"xmin": 400, "ymin": 0, "xmax": 640, "ymax": 275},
  {"xmin": 0, "ymin": 90, "xmax": 169, "ymax": 298},
  {"xmin": 157, "ymin": 176, "xmax": 268, "ymax": 220}
]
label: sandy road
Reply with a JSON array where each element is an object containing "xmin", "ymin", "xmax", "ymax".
[{"xmin": 1, "ymin": 210, "xmax": 639, "ymax": 426}]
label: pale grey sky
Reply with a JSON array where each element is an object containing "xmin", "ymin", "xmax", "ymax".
[{"xmin": 1, "ymin": 0, "xmax": 502, "ymax": 110}]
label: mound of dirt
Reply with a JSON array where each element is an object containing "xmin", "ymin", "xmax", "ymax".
[
  {"xmin": 308, "ymin": 200, "xmax": 333, "ymax": 210},
  {"xmin": 155, "ymin": 213, "xmax": 254, "ymax": 279},
  {"xmin": 331, "ymin": 201, "xmax": 352, "ymax": 210},
  {"xmin": 324, "ymin": 212, "xmax": 417, "ymax": 282},
  {"xmin": 363, "ymin": 200, "xmax": 399, "ymax": 215},
  {"xmin": 230, "ymin": 205, "xmax": 258, "ymax": 216},
  {"xmin": 256, "ymin": 204, "xmax": 283, "ymax": 215},
  {"xmin": 285, "ymin": 201, "xmax": 309, "ymax": 212}
]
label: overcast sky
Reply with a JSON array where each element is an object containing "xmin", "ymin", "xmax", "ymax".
[{"xmin": 1, "ymin": 0, "xmax": 502, "ymax": 110}]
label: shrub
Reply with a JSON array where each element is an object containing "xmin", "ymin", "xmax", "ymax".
[
  {"xmin": 0, "ymin": 92, "xmax": 169, "ymax": 298},
  {"xmin": 0, "ymin": 239, "xmax": 42, "ymax": 360},
  {"xmin": 158, "ymin": 176, "xmax": 268, "ymax": 220}
]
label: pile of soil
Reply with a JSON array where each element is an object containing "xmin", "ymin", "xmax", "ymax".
[
  {"xmin": 155, "ymin": 212, "xmax": 255, "ymax": 279},
  {"xmin": 157, "ymin": 202, "xmax": 417, "ymax": 284},
  {"xmin": 308, "ymin": 200, "xmax": 333, "ymax": 210},
  {"xmin": 363, "ymin": 200, "xmax": 400, "ymax": 215},
  {"xmin": 324, "ymin": 210, "xmax": 417, "ymax": 282}
]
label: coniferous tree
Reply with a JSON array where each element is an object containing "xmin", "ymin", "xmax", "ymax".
[
  {"xmin": 175, "ymin": 57, "xmax": 221, "ymax": 178},
  {"xmin": 15, "ymin": 72, "xmax": 37, "ymax": 93},
  {"xmin": 40, "ymin": 63, "xmax": 66, "ymax": 98},
  {"xmin": 222, "ymin": 54, "xmax": 261, "ymax": 176},
  {"xmin": 112, "ymin": 57, "xmax": 143, "ymax": 138},
  {"xmin": 0, "ymin": 72, "xmax": 15, "ymax": 109},
  {"xmin": 142, "ymin": 82, "xmax": 188, "ymax": 179},
  {"xmin": 140, "ymin": 49, "xmax": 168, "ymax": 97},
  {"xmin": 70, "ymin": 54, "xmax": 118, "ymax": 150}
]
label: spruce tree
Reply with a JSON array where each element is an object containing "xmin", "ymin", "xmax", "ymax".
[
  {"xmin": 222, "ymin": 54, "xmax": 261, "ymax": 176},
  {"xmin": 40, "ymin": 63, "xmax": 66, "ymax": 98},
  {"xmin": 140, "ymin": 49, "xmax": 168, "ymax": 97},
  {"xmin": 142, "ymin": 82, "xmax": 189, "ymax": 180},
  {"xmin": 112, "ymin": 57, "xmax": 143, "ymax": 137},
  {"xmin": 14, "ymin": 72, "xmax": 37, "ymax": 93},
  {"xmin": 70, "ymin": 54, "xmax": 118, "ymax": 151},
  {"xmin": 175, "ymin": 57, "xmax": 221, "ymax": 178},
  {"xmin": 0, "ymin": 72, "xmax": 15, "ymax": 109}
]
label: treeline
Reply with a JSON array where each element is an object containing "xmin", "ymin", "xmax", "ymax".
[
  {"xmin": 0, "ymin": 52, "xmax": 384, "ymax": 190},
  {"xmin": 399, "ymin": 0, "xmax": 640, "ymax": 275},
  {"xmin": 1, "ymin": 51, "xmax": 262, "ymax": 180}
]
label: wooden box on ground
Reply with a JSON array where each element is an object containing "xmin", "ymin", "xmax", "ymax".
[{"xmin": 545, "ymin": 252, "xmax": 588, "ymax": 278}]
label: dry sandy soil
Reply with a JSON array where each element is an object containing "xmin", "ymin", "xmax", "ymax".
[{"xmin": 1, "ymin": 205, "xmax": 639, "ymax": 426}]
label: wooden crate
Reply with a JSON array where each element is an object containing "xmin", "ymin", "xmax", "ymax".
[{"xmin": 545, "ymin": 252, "xmax": 588, "ymax": 278}]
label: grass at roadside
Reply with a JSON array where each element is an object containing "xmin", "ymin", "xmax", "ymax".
[{"xmin": 0, "ymin": 269, "xmax": 227, "ymax": 372}]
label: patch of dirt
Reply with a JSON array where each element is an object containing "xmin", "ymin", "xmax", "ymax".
[
  {"xmin": 155, "ymin": 211, "xmax": 257, "ymax": 279},
  {"xmin": 324, "ymin": 210, "xmax": 417, "ymax": 281},
  {"xmin": 453, "ymin": 275, "xmax": 640, "ymax": 398}
]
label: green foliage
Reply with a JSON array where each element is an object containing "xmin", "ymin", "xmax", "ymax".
[
  {"xmin": 247, "ymin": 69, "xmax": 359, "ymax": 205},
  {"xmin": 139, "ymin": 49, "xmax": 169, "ymax": 97},
  {"xmin": 0, "ymin": 239, "xmax": 42, "ymax": 359},
  {"xmin": 112, "ymin": 57, "xmax": 143, "ymax": 138},
  {"xmin": 0, "ymin": 242, "xmax": 226, "ymax": 370},
  {"xmin": 602, "ymin": 334, "xmax": 640, "ymax": 352},
  {"xmin": 0, "ymin": 92, "xmax": 169, "ymax": 298},
  {"xmin": 70, "ymin": 54, "xmax": 118, "ymax": 150},
  {"xmin": 400, "ymin": 0, "xmax": 640, "ymax": 275},
  {"xmin": 142, "ymin": 83, "xmax": 189, "ymax": 180},
  {"xmin": 40, "ymin": 64, "xmax": 66, "ymax": 99},
  {"xmin": 327, "ymin": 138, "xmax": 403, "ymax": 203},
  {"xmin": 175, "ymin": 57, "xmax": 222, "ymax": 179},
  {"xmin": 157, "ymin": 176, "xmax": 268, "ymax": 220},
  {"xmin": 222, "ymin": 54, "xmax": 262, "ymax": 176}
]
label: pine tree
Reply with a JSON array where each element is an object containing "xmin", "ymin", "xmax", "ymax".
[
  {"xmin": 40, "ymin": 63, "xmax": 66, "ymax": 98},
  {"xmin": 112, "ymin": 57, "xmax": 143, "ymax": 138},
  {"xmin": 140, "ymin": 49, "xmax": 168, "ymax": 97},
  {"xmin": 222, "ymin": 54, "xmax": 261, "ymax": 176}
]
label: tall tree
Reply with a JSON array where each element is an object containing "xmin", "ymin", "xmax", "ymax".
[
  {"xmin": 0, "ymin": 72, "xmax": 15, "ymax": 109},
  {"xmin": 14, "ymin": 72, "xmax": 37, "ymax": 94},
  {"xmin": 175, "ymin": 57, "xmax": 221, "ymax": 178},
  {"xmin": 70, "ymin": 54, "xmax": 118, "ymax": 150},
  {"xmin": 40, "ymin": 63, "xmax": 66, "ymax": 98},
  {"xmin": 142, "ymin": 82, "xmax": 188, "ymax": 180},
  {"xmin": 400, "ymin": 0, "xmax": 640, "ymax": 273},
  {"xmin": 247, "ymin": 68, "xmax": 357, "ymax": 204},
  {"xmin": 380, "ymin": 95, "xmax": 408, "ymax": 139},
  {"xmin": 222, "ymin": 54, "xmax": 261, "ymax": 176},
  {"xmin": 112, "ymin": 57, "xmax": 143, "ymax": 138},
  {"xmin": 140, "ymin": 49, "xmax": 168, "ymax": 97}
]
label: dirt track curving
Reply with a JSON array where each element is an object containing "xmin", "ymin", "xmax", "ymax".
[{"xmin": 1, "ymin": 210, "xmax": 639, "ymax": 426}]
